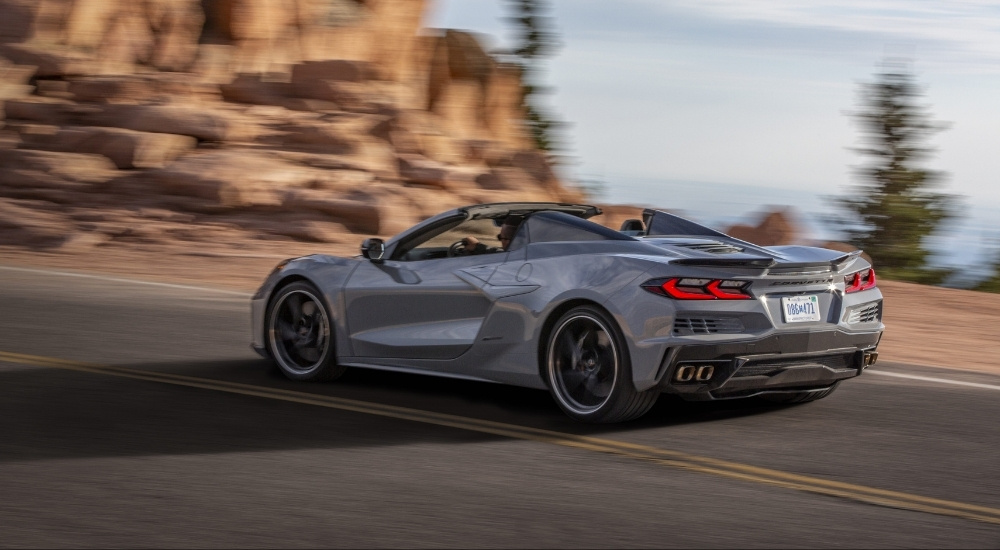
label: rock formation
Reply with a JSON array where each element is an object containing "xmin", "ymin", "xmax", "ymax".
[
  {"xmin": 1, "ymin": 0, "xmax": 582, "ymax": 253},
  {"xmin": 724, "ymin": 208, "xmax": 801, "ymax": 246}
]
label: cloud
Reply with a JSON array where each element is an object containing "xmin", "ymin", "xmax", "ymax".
[{"xmin": 556, "ymin": 0, "xmax": 1000, "ymax": 73}]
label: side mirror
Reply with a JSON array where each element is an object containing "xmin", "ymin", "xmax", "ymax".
[{"xmin": 361, "ymin": 238, "xmax": 385, "ymax": 263}]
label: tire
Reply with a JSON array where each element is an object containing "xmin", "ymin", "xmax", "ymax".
[
  {"xmin": 758, "ymin": 382, "xmax": 840, "ymax": 404},
  {"xmin": 266, "ymin": 281, "xmax": 345, "ymax": 382},
  {"xmin": 545, "ymin": 305, "xmax": 658, "ymax": 423}
]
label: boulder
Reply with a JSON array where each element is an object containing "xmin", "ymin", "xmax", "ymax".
[
  {"xmin": 0, "ymin": 148, "xmax": 118, "ymax": 183},
  {"xmin": 67, "ymin": 77, "xmax": 155, "ymax": 104},
  {"xmin": 236, "ymin": 214, "xmax": 350, "ymax": 243},
  {"xmin": 19, "ymin": 125, "xmax": 197, "ymax": 169},
  {"xmin": 0, "ymin": 199, "xmax": 76, "ymax": 248},
  {"xmin": 479, "ymin": 167, "xmax": 539, "ymax": 191},
  {"xmin": 282, "ymin": 121, "xmax": 355, "ymax": 153},
  {"xmin": 220, "ymin": 73, "xmax": 292, "ymax": 106},
  {"xmin": 0, "ymin": 0, "xmax": 39, "ymax": 43},
  {"xmin": 0, "ymin": 59, "xmax": 36, "ymax": 101},
  {"xmin": 57, "ymin": 230, "xmax": 112, "ymax": 252},
  {"xmin": 78, "ymin": 104, "xmax": 259, "ymax": 142},
  {"xmin": 724, "ymin": 208, "xmax": 801, "ymax": 246},
  {"xmin": 150, "ymin": 151, "xmax": 320, "ymax": 207},
  {"xmin": 509, "ymin": 150, "xmax": 558, "ymax": 187},
  {"xmin": 282, "ymin": 189, "xmax": 383, "ymax": 234},
  {"xmin": 397, "ymin": 154, "xmax": 449, "ymax": 189},
  {"xmin": 292, "ymin": 60, "xmax": 373, "ymax": 87},
  {"xmin": 0, "ymin": 44, "xmax": 97, "ymax": 78},
  {"xmin": 2, "ymin": 97, "xmax": 76, "ymax": 125},
  {"xmin": 293, "ymin": 80, "xmax": 372, "ymax": 111}
]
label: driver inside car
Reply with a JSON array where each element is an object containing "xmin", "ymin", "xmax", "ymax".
[{"xmin": 460, "ymin": 215, "xmax": 522, "ymax": 254}]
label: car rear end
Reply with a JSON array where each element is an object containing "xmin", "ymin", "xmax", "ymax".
[{"xmin": 626, "ymin": 247, "xmax": 883, "ymax": 400}]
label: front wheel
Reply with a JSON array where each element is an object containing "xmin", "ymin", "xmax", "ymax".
[
  {"xmin": 545, "ymin": 305, "xmax": 658, "ymax": 423},
  {"xmin": 266, "ymin": 281, "xmax": 345, "ymax": 382}
]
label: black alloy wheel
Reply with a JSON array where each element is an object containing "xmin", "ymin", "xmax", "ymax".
[
  {"xmin": 266, "ymin": 281, "xmax": 345, "ymax": 382},
  {"xmin": 546, "ymin": 305, "xmax": 658, "ymax": 423}
]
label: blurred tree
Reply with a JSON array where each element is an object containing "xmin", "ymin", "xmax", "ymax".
[
  {"xmin": 505, "ymin": 0, "xmax": 562, "ymax": 151},
  {"xmin": 975, "ymin": 242, "xmax": 1000, "ymax": 293},
  {"xmin": 976, "ymin": 270, "xmax": 1000, "ymax": 293},
  {"xmin": 839, "ymin": 63, "xmax": 955, "ymax": 284}
]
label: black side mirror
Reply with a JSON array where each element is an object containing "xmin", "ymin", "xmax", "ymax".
[{"xmin": 361, "ymin": 238, "xmax": 385, "ymax": 264}]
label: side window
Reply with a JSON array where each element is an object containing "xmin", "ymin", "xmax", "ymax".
[{"xmin": 394, "ymin": 218, "xmax": 504, "ymax": 261}]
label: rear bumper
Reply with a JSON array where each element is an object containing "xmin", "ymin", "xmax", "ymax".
[{"xmin": 656, "ymin": 329, "xmax": 881, "ymax": 400}]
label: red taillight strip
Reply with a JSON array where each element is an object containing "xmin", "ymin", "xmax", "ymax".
[
  {"xmin": 643, "ymin": 278, "xmax": 752, "ymax": 300},
  {"xmin": 845, "ymin": 268, "xmax": 877, "ymax": 293},
  {"xmin": 862, "ymin": 268, "xmax": 877, "ymax": 291},
  {"xmin": 661, "ymin": 279, "xmax": 715, "ymax": 300},
  {"xmin": 705, "ymin": 280, "xmax": 752, "ymax": 300}
]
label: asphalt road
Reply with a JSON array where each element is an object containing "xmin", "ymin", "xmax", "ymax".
[{"xmin": 1, "ymin": 265, "xmax": 999, "ymax": 548}]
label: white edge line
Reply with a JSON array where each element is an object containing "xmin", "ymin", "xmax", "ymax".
[
  {"xmin": 867, "ymin": 370, "xmax": 1000, "ymax": 391},
  {"xmin": 0, "ymin": 265, "xmax": 253, "ymax": 298}
]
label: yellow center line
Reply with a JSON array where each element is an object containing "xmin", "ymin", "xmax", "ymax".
[{"xmin": 3, "ymin": 349, "xmax": 1000, "ymax": 526}]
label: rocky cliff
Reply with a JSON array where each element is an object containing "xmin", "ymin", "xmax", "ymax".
[{"xmin": 0, "ymin": 0, "xmax": 587, "ymax": 253}]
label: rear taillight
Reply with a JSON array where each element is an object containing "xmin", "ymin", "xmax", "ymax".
[
  {"xmin": 642, "ymin": 278, "xmax": 752, "ymax": 300},
  {"xmin": 845, "ymin": 268, "xmax": 877, "ymax": 293}
]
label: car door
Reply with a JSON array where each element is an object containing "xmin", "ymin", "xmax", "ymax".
[{"xmin": 342, "ymin": 252, "xmax": 507, "ymax": 361}]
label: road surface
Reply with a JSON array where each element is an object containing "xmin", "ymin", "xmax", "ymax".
[{"xmin": 1, "ymin": 265, "xmax": 998, "ymax": 548}]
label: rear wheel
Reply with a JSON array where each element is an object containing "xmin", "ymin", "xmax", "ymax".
[
  {"xmin": 546, "ymin": 305, "xmax": 658, "ymax": 423},
  {"xmin": 266, "ymin": 281, "xmax": 345, "ymax": 382},
  {"xmin": 758, "ymin": 382, "xmax": 839, "ymax": 404}
]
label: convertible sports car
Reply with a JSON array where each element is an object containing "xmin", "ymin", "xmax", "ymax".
[{"xmin": 251, "ymin": 202, "xmax": 883, "ymax": 423}]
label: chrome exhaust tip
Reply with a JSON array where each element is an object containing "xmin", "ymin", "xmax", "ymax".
[
  {"xmin": 675, "ymin": 365, "xmax": 695, "ymax": 382},
  {"xmin": 695, "ymin": 365, "xmax": 714, "ymax": 382},
  {"xmin": 863, "ymin": 351, "xmax": 879, "ymax": 367}
]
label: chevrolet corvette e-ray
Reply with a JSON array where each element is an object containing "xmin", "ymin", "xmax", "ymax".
[{"xmin": 251, "ymin": 202, "xmax": 883, "ymax": 423}]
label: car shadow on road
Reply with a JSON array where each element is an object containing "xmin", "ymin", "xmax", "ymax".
[{"xmin": 0, "ymin": 358, "xmax": 785, "ymax": 463}]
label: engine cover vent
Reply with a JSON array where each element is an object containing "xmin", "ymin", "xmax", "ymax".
[
  {"xmin": 675, "ymin": 241, "xmax": 745, "ymax": 254},
  {"xmin": 845, "ymin": 301, "xmax": 882, "ymax": 324}
]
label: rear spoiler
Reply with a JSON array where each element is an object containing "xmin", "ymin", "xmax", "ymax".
[
  {"xmin": 672, "ymin": 251, "xmax": 860, "ymax": 271},
  {"xmin": 671, "ymin": 258, "xmax": 776, "ymax": 268}
]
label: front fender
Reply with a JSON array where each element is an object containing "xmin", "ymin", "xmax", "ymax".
[{"xmin": 251, "ymin": 255, "xmax": 362, "ymax": 356}]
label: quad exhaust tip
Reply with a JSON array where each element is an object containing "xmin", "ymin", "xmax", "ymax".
[
  {"xmin": 675, "ymin": 365, "xmax": 715, "ymax": 383},
  {"xmin": 863, "ymin": 351, "xmax": 879, "ymax": 367}
]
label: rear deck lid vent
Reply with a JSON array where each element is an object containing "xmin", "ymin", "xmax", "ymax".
[{"xmin": 674, "ymin": 241, "xmax": 745, "ymax": 254}]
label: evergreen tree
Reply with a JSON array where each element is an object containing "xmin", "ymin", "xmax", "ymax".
[
  {"xmin": 505, "ymin": 0, "xmax": 562, "ymax": 151},
  {"xmin": 974, "ymin": 244, "xmax": 1000, "ymax": 293},
  {"xmin": 839, "ymin": 64, "xmax": 954, "ymax": 283}
]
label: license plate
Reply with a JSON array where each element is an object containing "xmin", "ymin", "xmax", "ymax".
[{"xmin": 782, "ymin": 295, "xmax": 821, "ymax": 322}]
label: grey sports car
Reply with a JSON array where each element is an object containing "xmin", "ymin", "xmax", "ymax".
[{"xmin": 251, "ymin": 202, "xmax": 883, "ymax": 423}]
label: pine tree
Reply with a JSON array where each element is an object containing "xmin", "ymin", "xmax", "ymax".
[
  {"xmin": 975, "ymin": 244, "xmax": 1000, "ymax": 293},
  {"xmin": 505, "ymin": 0, "xmax": 562, "ymax": 151},
  {"xmin": 839, "ymin": 64, "xmax": 954, "ymax": 284}
]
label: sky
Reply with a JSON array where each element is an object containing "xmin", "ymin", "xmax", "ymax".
[{"xmin": 426, "ymin": 0, "xmax": 1000, "ymax": 208}]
